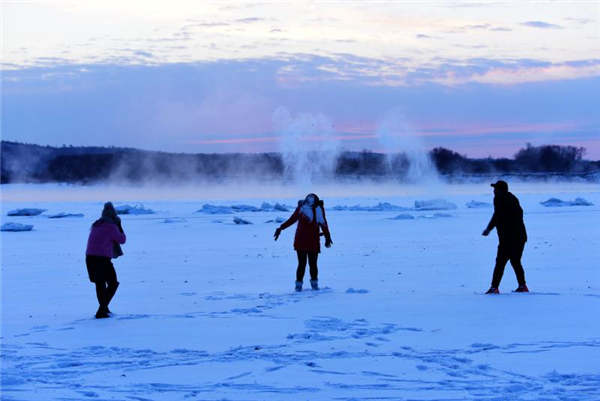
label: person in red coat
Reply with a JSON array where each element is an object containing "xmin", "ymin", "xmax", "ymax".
[
  {"xmin": 274, "ymin": 193, "xmax": 333, "ymax": 291},
  {"xmin": 86, "ymin": 202, "xmax": 126, "ymax": 318}
]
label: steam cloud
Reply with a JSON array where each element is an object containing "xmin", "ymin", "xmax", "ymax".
[
  {"xmin": 376, "ymin": 111, "xmax": 440, "ymax": 184},
  {"xmin": 273, "ymin": 107, "xmax": 340, "ymax": 185}
]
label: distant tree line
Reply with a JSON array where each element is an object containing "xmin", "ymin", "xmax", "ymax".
[
  {"xmin": 427, "ymin": 143, "xmax": 596, "ymax": 175},
  {"xmin": 1, "ymin": 141, "xmax": 598, "ymax": 184}
]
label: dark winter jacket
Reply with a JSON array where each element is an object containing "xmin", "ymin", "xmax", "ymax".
[
  {"xmin": 485, "ymin": 191, "xmax": 527, "ymax": 244},
  {"xmin": 279, "ymin": 201, "xmax": 332, "ymax": 253}
]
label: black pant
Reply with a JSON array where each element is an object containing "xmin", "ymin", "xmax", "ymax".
[
  {"xmin": 296, "ymin": 251, "xmax": 318, "ymax": 282},
  {"xmin": 86, "ymin": 255, "xmax": 119, "ymax": 310},
  {"xmin": 491, "ymin": 241, "xmax": 526, "ymax": 288}
]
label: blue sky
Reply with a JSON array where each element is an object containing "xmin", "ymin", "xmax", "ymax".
[{"xmin": 2, "ymin": 1, "xmax": 599, "ymax": 158}]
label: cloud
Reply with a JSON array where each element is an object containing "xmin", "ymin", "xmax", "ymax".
[
  {"xmin": 565, "ymin": 17, "xmax": 594, "ymax": 25},
  {"xmin": 521, "ymin": 21, "xmax": 563, "ymax": 29},
  {"xmin": 133, "ymin": 50, "xmax": 153, "ymax": 58},
  {"xmin": 463, "ymin": 24, "xmax": 490, "ymax": 30},
  {"xmin": 3, "ymin": 60, "xmax": 598, "ymax": 157},
  {"xmin": 235, "ymin": 17, "xmax": 264, "ymax": 24},
  {"xmin": 416, "ymin": 34, "xmax": 432, "ymax": 39}
]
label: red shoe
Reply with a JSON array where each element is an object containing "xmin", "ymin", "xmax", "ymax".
[
  {"xmin": 514, "ymin": 284, "xmax": 529, "ymax": 293},
  {"xmin": 485, "ymin": 287, "xmax": 499, "ymax": 294}
]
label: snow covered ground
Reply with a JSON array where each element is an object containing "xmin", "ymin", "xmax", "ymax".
[{"xmin": 1, "ymin": 182, "xmax": 599, "ymax": 401}]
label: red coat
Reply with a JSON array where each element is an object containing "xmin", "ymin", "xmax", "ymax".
[{"xmin": 280, "ymin": 204, "xmax": 331, "ymax": 253}]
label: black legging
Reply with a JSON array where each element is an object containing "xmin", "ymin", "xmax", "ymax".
[
  {"xmin": 86, "ymin": 255, "xmax": 120, "ymax": 311},
  {"xmin": 296, "ymin": 251, "xmax": 318, "ymax": 282},
  {"xmin": 491, "ymin": 241, "xmax": 526, "ymax": 288}
]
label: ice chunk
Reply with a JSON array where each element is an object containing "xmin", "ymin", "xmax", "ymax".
[
  {"xmin": 273, "ymin": 203, "xmax": 290, "ymax": 212},
  {"xmin": 47, "ymin": 212, "xmax": 84, "ymax": 218},
  {"xmin": 414, "ymin": 199, "xmax": 457, "ymax": 211},
  {"xmin": 162, "ymin": 218, "xmax": 187, "ymax": 223},
  {"xmin": 1, "ymin": 223, "xmax": 34, "ymax": 232},
  {"xmin": 346, "ymin": 288, "xmax": 369, "ymax": 294},
  {"xmin": 115, "ymin": 204, "xmax": 155, "ymax": 215},
  {"xmin": 7, "ymin": 208, "xmax": 46, "ymax": 216},
  {"xmin": 200, "ymin": 203, "xmax": 291, "ymax": 214},
  {"xmin": 261, "ymin": 202, "xmax": 290, "ymax": 212},
  {"xmin": 265, "ymin": 217, "xmax": 286, "ymax": 223},
  {"xmin": 233, "ymin": 216, "xmax": 252, "ymax": 225},
  {"xmin": 418, "ymin": 213, "xmax": 454, "ymax": 219},
  {"xmin": 389, "ymin": 214, "xmax": 415, "ymax": 220},
  {"xmin": 197, "ymin": 204, "xmax": 234, "ymax": 214},
  {"xmin": 540, "ymin": 198, "xmax": 594, "ymax": 207},
  {"xmin": 466, "ymin": 201, "xmax": 492, "ymax": 208},
  {"xmin": 231, "ymin": 205, "xmax": 262, "ymax": 212},
  {"xmin": 333, "ymin": 202, "xmax": 410, "ymax": 212},
  {"xmin": 572, "ymin": 198, "xmax": 593, "ymax": 206}
]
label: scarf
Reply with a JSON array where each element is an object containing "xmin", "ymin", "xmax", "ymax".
[{"xmin": 300, "ymin": 203, "xmax": 325, "ymax": 225}]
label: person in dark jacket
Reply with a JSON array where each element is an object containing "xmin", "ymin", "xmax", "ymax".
[
  {"xmin": 482, "ymin": 180, "xmax": 529, "ymax": 294},
  {"xmin": 86, "ymin": 202, "xmax": 126, "ymax": 318},
  {"xmin": 274, "ymin": 193, "xmax": 333, "ymax": 291}
]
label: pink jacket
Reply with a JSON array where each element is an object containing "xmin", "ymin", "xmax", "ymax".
[{"xmin": 86, "ymin": 222, "xmax": 126, "ymax": 258}]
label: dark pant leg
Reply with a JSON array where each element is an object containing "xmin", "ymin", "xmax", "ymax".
[
  {"xmin": 105, "ymin": 261, "xmax": 119, "ymax": 306},
  {"xmin": 89, "ymin": 256, "xmax": 117, "ymax": 310},
  {"xmin": 95, "ymin": 281, "xmax": 108, "ymax": 309},
  {"xmin": 491, "ymin": 244, "xmax": 510, "ymax": 288},
  {"xmin": 509, "ymin": 242, "xmax": 526, "ymax": 286},
  {"xmin": 296, "ymin": 251, "xmax": 308, "ymax": 282},
  {"xmin": 307, "ymin": 252, "xmax": 319, "ymax": 281}
]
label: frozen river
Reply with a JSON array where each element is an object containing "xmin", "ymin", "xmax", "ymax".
[{"xmin": 1, "ymin": 182, "xmax": 599, "ymax": 400}]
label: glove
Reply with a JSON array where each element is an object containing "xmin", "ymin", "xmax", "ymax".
[
  {"xmin": 482, "ymin": 228, "xmax": 490, "ymax": 236},
  {"xmin": 274, "ymin": 227, "xmax": 282, "ymax": 241},
  {"xmin": 325, "ymin": 237, "xmax": 333, "ymax": 248}
]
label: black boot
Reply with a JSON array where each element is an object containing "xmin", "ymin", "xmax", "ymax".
[{"xmin": 95, "ymin": 307, "xmax": 110, "ymax": 319}]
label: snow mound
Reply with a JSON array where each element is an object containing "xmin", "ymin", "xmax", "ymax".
[
  {"xmin": 265, "ymin": 217, "xmax": 286, "ymax": 223},
  {"xmin": 233, "ymin": 216, "xmax": 252, "ymax": 225},
  {"xmin": 231, "ymin": 205, "xmax": 262, "ymax": 212},
  {"xmin": 419, "ymin": 213, "xmax": 454, "ymax": 219},
  {"xmin": 199, "ymin": 203, "xmax": 292, "ymax": 214},
  {"xmin": 414, "ymin": 199, "xmax": 457, "ymax": 211},
  {"xmin": 115, "ymin": 204, "xmax": 155, "ymax": 215},
  {"xmin": 261, "ymin": 202, "xmax": 291, "ymax": 212},
  {"xmin": 540, "ymin": 197, "xmax": 594, "ymax": 207},
  {"xmin": 162, "ymin": 218, "xmax": 187, "ymax": 223},
  {"xmin": 346, "ymin": 288, "xmax": 369, "ymax": 294},
  {"xmin": 389, "ymin": 214, "xmax": 415, "ymax": 220},
  {"xmin": 1, "ymin": 223, "xmax": 34, "ymax": 232},
  {"xmin": 47, "ymin": 212, "xmax": 84, "ymax": 219},
  {"xmin": 6, "ymin": 208, "xmax": 46, "ymax": 216},
  {"xmin": 333, "ymin": 202, "xmax": 410, "ymax": 212},
  {"xmin": 197, "ymin": 204, "xmax": 234, "ymax": 214},
  {"xmin": 466, "ymin": 201, "xmax": 492, "ymax": 208}
]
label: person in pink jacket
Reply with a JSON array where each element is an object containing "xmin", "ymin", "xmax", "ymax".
[{"xmin": 86, "ymin": 202, "xmax": 126, "ymax": 318}]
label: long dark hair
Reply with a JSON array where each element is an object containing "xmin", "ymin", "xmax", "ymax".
[{"xmin": 92, "ymin": 202, "xmax": 120, "ymax": 228}]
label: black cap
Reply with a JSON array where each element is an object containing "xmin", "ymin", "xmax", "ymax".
[{"xmin": 491, "ymin": 180, "xmax": 508, "ymax": 191}]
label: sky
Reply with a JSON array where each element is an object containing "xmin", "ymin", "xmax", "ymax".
[{"xmin": 2, "ymin": 0, "xmax": 599, "ymax": 158}]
